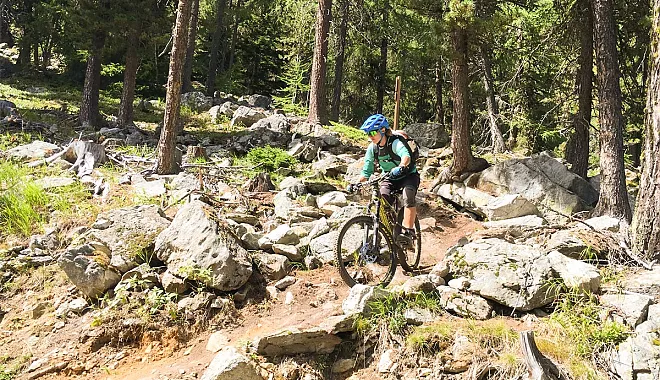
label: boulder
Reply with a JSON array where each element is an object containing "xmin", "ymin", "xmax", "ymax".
[
  {"xmin": 342, "ymin": 284, "xmax": 389, "ymax": 315},
  {"xmin": 5, "ymin": 141, "xmax": 60, "ymax": 162},
  {"xmin": 436, "ymin": 286, "xmax": 494, "ymax": 320},
  {"xmin": 181, "ymin": 92, "xmax": 212, "ymax": 112},
  {"xmin": 445, "ymin": 238, "xmax": 556, "ymax": 311},
  {"xmin": 437, "ymin": 182, "xmax": 494, "ymax": 217},
  {"xmin": 58, "ymin": 244, "xmax": 121, "ymax": 298},
  {"xmin": 201, "ymin": 347, "xmax": 261, "ymax": 380},
  {"xmin": 484, "ymin": 194, "xmax": 539, "ymax": 221},
  {"xmin": 546, "ymin": 251, "xmax": 600, "ymax": 293},
  {"xmin": 154, "ymin": 200, "xmax": 252, "ymax": 291},
  {"xmin": 88, "ymin": 205, "xmax": 170, "ymax": 273},
  {"xmin": 476, "ymin": 152, "xmax": 599, "ymax": 216},
  {"xmin": 402, "ymin": 123, "xmax": 449, "ymax": 149},
  {"xmin": 254, "ymin": 327, "xmax": 342, "ymax": 357},
  {"xmin": 230, "ymin": 106, "xmax": 267, "ymax": 128},
  {"xmin": 250, "ymin": 114, "xmax": 290, "ymax": 133},
  {"xmin": 248, "ymin": 94, "xmax": 272, "ymax": 109},
  {"xmin": 600, "ymin": 293, "xmax": 653, "ymax": 328}
]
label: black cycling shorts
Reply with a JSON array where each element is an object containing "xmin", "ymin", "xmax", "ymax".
[{"xmin": 380, "ymin": 172, "xmax": 420, "ymax": 207}]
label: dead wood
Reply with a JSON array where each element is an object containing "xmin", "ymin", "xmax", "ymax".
[{"xmin": 520, "ymin": 330, "xmax": 561, "ymax": 380}]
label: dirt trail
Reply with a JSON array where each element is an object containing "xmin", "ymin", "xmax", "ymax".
[{"xmin": 6, "ymin": 201, "xmax": 481, "ymax": 380}]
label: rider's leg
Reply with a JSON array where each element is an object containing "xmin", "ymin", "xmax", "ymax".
[
  {"xmin": 379, "ymin": 179, "xmax": 395, "ymax": 206},
  {"xmin": 401, "ymin": 173, "xmax": 421, "ymax": 230}
]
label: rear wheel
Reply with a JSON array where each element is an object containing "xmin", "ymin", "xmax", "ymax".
[
  {"xmin": 396, "ymin": 210, "xmax": 421, "ymax": 272},
  {"xmin": 335, "ymin": 215, "xmax": 397, "ymax": 287}
]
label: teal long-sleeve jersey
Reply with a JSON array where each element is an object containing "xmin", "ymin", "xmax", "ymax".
[{"xmin": 361, "ymin": 136, "xmax": 417, "ymax": 179}]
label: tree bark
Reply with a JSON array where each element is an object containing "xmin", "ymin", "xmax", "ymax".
[
  {"xmin": 480, "ymin": 44, "xmax": 505, "ymax": 153},
  {"xmin": 206, "ymin": 0, "xmax": 227, "ymax": 96},
  {"xmin": 449, "ymin": 24, "xmax": 473, "ymax": 176},
  {"xmin": 330, "ymin": 0, "xmax": 349, "ymax": 122},
  {"xmin": 118, "ymin": 29, "xmax": 140, "ymax": 128},
  {"xmin": 307, "ymin": 0, "xmax": 332, "ymax": 126},
  {"xmin": 592, "ymin": 0, "xmax": 632, "ymax": 221},
  {"xmin": 226, "ymin": 0, "xmax": 243, "ymax": 73},
  {"xmin": 79, "ymin": 31, "xmax": 106, "ymax": 129},
  {"xmin": 182, "ymin": 0, "xmax": 200, "ymax": 94},
  {"xmin": 376, "ymin": 2, "xmax": 388, "ymax": 114},
  {"xmin": 565, "ymin": 0, "xmax": 593, "ymax": 179},
  {"xmin": 434, "ymin": 60, "xmax": 444, "ymax": 126},
  {"xmin": 156, "ymin": 0, "xmax": 193, "ymax": 175},
  {"xmin": 631, "ymin": 0, "xmax": 660, "ymax": 260},
  {"xmin": 0, "ymin": 0, "xmax": 14, "ymax": 47}
]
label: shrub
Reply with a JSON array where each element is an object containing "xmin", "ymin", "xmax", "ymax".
[{"xmin": 246, "ymin": 146, "xmax": 297, "ymax": 172}]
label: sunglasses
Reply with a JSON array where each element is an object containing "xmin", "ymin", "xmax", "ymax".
[{"xmin": 367, "ymin": 130, "xmax": 380, "ymax": 137}]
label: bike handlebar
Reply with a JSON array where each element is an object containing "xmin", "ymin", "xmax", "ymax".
[{"xmin": 349, "ymin": 172, "xmax": 390, "ymax": 192}]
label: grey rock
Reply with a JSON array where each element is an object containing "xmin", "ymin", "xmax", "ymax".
[
  {"xmin": 274, "ymin": 276, "xmax": 296, "ymax": 290},
  {"xmin": 308, "ymin": 231, "xmax": 339, "ymax": 264},
  {"xmin": 155, "ymin": 200, "xmax": 252, "ymax": 291},
  {"xmin": 200, "ymin": 347, "xmax": 261, "ymax": 380},
  {"xmin": 58, "ymin": 244, "xmax": 121, "ymax": 298},
  {"xmin": 404, "ymin": 308, "xmax": 434, "ymax": 326},
  {"xmin": 483, "ymin": 215, "xmax": 546, "ymax": 229},
  {"xmin": 545, "ymin": 230, "xmax": 589, "ymax": 259},
  {"xmin": 181, "ymin": 92, "xmax": 212, "ymax": 112},
  {"xmin": 437, "ymin": 286, "xmax": 494, "ymax": 320},
  {"xmin": 547, "ymin": 250, "xmax": 600, "ymax": 292},
  {"xmin": 133, "ymin": 179, "xmax": 167, "ymax": 198},
  {"xmin": 5, "ymin": 141, "xmax": 60, "ymax": 161},
  {"xmin": 89, "ymin": 205, "xmax": 170, "ymax": 273},
  {"xmin": 34, "ymin": 177, "xmax": 76, "ymax": 189},
  {"xmin": 342, "ymin": 284, "xmax": 389, "ymax": 315},
  {"xmin": 248, "ymin": 94, "xmax": 271, "ymax": 109},
  {"xmin": 317, "ymin": 191, "xmax": 348, "ymax": 208},
  {"xmin": 230, "ymin": 106, "xmax": 267, "ymax": 128},
  {"xmin": 484, "ymin": 194, "xmax": 539, "ymax": 221},
  {"xmin": 402, "ymin": 123, "xmax": 449, "ymax": 149},
  {"xmin": 251, "ymin": 114, "xmax": 290, "ymax": 133},
  {"xmin": 253, "ymin": 253, "xmax": 290, "ymax": 281},
  {"xmin": 600, "ymin": 293, "xmax": 653, "ymax": 328},
  {"xmin": 476, "ymin": 152, "xmax": 598, "ymax": 216},
  {"xmin": 161, "ymin": 270, "xmax": 190, "ymax": 294},
  {"xmin": 272, "ymin": 244, "xmax": 302, "ymax": 261},
  {"xmin": 446, "ymin": 238, "xmax": 556, "ymax": 311},
  {"xmin": 331, "ymin": 359, "xmax": 355, "ymax": 373},
  {"xmin": 254, "ymin": 327, "xmax": 342, "ymax": 357}
]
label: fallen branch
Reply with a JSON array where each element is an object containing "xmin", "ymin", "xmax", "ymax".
[{"xmin": 520, "ymin": 330, "xmax": 560, "ymax": 380}]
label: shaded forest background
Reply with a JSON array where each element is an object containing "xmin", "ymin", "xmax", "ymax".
[
  {"xmin": 0, "ymin": 0, "xmax": 649, "ymax": 157},
  {"xmin": 1, "ymin": 0, "xmax": 659, "ymax": 257}
]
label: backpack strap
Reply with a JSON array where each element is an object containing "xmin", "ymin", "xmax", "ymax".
[{"xmin": 388, "ymin": 134, "xmax": 416, "ymax": 169}]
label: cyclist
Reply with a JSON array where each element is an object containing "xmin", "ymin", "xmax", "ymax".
[{"xmin": 348, "ymin": 114, "xmax": 420, "ymax": 244}]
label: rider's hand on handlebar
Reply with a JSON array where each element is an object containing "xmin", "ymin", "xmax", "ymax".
[
  {"xmin": 346, "ymin": 184, "xmax": 355, "ymax": 193},
  {"xmin": 390, "ymin": 166, "xmax": 406, "ymax": 178}
]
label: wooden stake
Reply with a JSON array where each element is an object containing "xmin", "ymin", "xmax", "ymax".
[
  {"xmin": 394, "ymin": 76, "xmax": 401, "ymax": 130},
  {"xmin": 520, "ymin": 330, "xmax": 561, "ymax": 380}
]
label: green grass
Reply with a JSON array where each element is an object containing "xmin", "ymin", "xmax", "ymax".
[
  {"xmin": 246, "ymin": 146, "xmax": 297, "ymax": 172},
  {"xmin": 0, "ymin": 162, "xmax": 92, "ymax": 239},
  {"xmin": 355, "ymin": 291, "xmax": 443, "ymax": 335},
  {"xmin": 328, "ymin": 121, "xmax": 368, "ymax": 146}
]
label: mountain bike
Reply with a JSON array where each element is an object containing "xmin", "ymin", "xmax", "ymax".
[{"xmin": 336, "ymin": 173, "xmax": 422, "ymax": 287}]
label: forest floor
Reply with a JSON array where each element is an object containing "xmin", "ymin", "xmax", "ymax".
[{"xmin": 0, "ymin": 184, "xmax": 484, "ymax": 380}]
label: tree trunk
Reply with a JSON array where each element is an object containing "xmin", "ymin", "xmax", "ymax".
[
  {"xmin": 330, "ymin": 0, "xmax": 349, "ymax": 122},
  {"xmin": 79, "ymin": 31, "xmax": 106, "ymax": 129},
  {"xmin": 0, "ymin": 0, "xmax": 14, "ymax": 47},
  {"xmin": 592, "ymin": 0, "xmax": 632, "ymax": 221},
  {"xmin": 376, "ymin": 2, "xmax": 388, "ymax": 114},
  {"xmin": 206, "ymin": 0, "xmax": 227, "ymax": 96},
  {"xmin": 118, "ymin": 29, "xmax": 140, "ymax": 127},
  {"xmin": 449, "ymin": 25, "xmax": 472, "ymax": 176},
  {"xmin": 565, "ymin": 0, "xmax": 593, "ymax": 179},
  {"xmin": 226, "ymin": 0, "xmax": 242, "ymax": 73},
  {"xmin": 182, "ymin": 0, "xmax": 200, "ymax": 94},
  {"xmin": 156, "ymin": 0, "xmax": 193, "ymax": 175},
  {"xmin": 307, "ymin": 0, "xmax": 332, "ymax": 126},
  {"xmin": 480, "ymin": 44, "xmax": 505, "ymax": 153},
  {"xmin": 434, "ymin": 60, "xmax": 445, "ymax": 126},
  {"xmin": 631, "ymin": 0, "xmax": 660, "ymax": 260}
]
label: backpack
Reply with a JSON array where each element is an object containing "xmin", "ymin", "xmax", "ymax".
[{"xmin": 373, "ymin": 131, "xmax": 420, "ymax": 172}]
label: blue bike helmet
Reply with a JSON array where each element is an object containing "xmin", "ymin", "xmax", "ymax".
[{"xmin": 360, "ymin": 114, "xmax": 389, "ymax": 134}]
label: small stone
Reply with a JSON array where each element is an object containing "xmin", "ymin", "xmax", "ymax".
[
  {"xmin": 266, "ymin": 286, "xmax": 279, "ymax": 300},
  {"xmin": 284, "ymin": 292, "xmax": 294, "ymax": 305},
  {"xmin": 274, "ymin": 276, "xmax": 296, "ymax": 290}
]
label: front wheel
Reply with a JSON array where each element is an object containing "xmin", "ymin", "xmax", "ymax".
[{"xmin": 335, "ymin": 215, "xmax": 397, "ymax": 287}]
